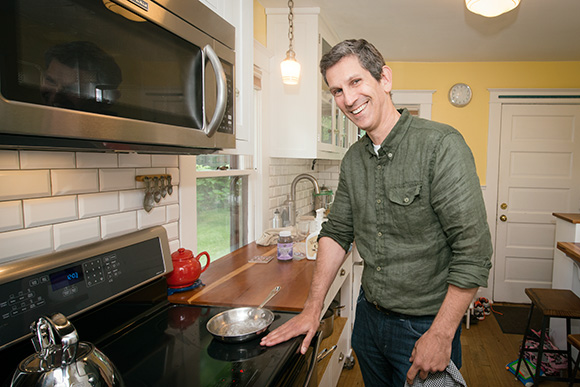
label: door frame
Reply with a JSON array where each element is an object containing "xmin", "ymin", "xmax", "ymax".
[{"xmin": 484, "ymin": 88, "xmax": 580, "ymax": 301}]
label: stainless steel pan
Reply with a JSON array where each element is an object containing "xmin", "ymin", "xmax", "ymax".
[{"xmin": 206, "ymin": 286, "xmax": 281, "ymax": 343}]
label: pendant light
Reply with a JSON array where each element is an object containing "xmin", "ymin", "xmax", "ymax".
[
  {"xmin": 280, "ymin": 0, "xmax": 301, "ymax": 85},
  {"xmin": 465, "ymin": 0, "xmax": 521, "ymax": 17}
]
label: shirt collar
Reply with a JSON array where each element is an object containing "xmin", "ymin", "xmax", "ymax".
[{"xmin": 363, "ymin": 108, "xmax": 412, "ymax": 158}]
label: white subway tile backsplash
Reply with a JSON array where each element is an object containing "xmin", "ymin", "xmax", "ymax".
[
  {"xmin": 76, "ymin": 153, "xmax": 118, "ymax": 168},
  {"xmin": 162, "ymin": 221, "xmax": 179, "ymax": 241},
  {"xmin": 101, "ymin": 212, "xmax": 138, "ymax": 239},
  {"xmin": 0, "ymin": 170, "xmax": 51, "ymax": 200},
  {"xmin": 23, "ymin": 196, "xmax": 78, "ymax": 228},
  {"xmin": 167, "ymin": 168, "xmax": 179, "ymax": 185},
  {"xmin": 137, "ymin": 206, "xmax": 166, "ymax": 229},
  {"xmin": 52, "ymin": 169, "xmax": 99, "ymax": 195},
  {"xmin": 54, "ymin": 218, "xmax": 100, "ymax": 251},
  {"xmin": 119, "ymin": 154, "xmax": 151, "ymax": 168},
  {"xmin": 168, "ymin": 239, "xmax": 181, "ymax": 253},
  {"xmin": 79, "ymin": 192, "xmax": 119, "ymax": 218},
  {"xmin": 20, "ymin": 151, "xmax": 75, "ymax": 169},
  {"xmin": 0, "ymin": 201, "xmax": 23, "ymax": 232},
  {"xmin": 161, "ymin": 190, "xmax": 178, "ymax": 205},
  {"xmin": 166, "ymin": 204, "xmax": 179, "ymax": 223},
  {"xmin": 0, "ymin": 151, "xmax": 19, "ymax": 169},
  {"xmin": 99, "ymin": 169, "xmax": 135, "ymax": 191},
  {"xmin": 152, "ymin": 155, "xmax": 179, "ymax": 168},
  {"xmin": 119, "ymin": 190, "xmax": 144, "ymax": 211},
  {"xmin": 0, "ymin": 225, "xmax": 53, "ymax": 263}
]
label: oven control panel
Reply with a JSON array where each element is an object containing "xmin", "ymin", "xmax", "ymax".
[{"xmin": 0, "ymin": 229, "xmax": 170, "ymax": 349}]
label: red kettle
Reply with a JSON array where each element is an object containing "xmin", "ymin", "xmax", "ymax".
[{"xmin": 166, "ymin": 248, "xmax": 210, "ymax": 289}]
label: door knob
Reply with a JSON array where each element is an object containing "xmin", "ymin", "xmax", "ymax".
[
  {"xmin": 499, "ymin": 215, "xmax": 507, "ymax": 222},
  {"xmin": 500, "ymin": 203, "xmax": 507, "ymax": 210}
]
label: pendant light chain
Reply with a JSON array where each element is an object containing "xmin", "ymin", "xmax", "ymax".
[{"xmin": 287, "ymin": 0, "xmax": 294, "ymax": 52}]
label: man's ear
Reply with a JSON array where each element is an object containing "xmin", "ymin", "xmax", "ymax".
[{"xmin": 380, "ymin": 65, "xmax": 393, "ymax": 93}]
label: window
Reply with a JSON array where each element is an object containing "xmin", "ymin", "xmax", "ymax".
[{"xmin": 195, "ymin": 155, "xmax": 252, "ymax": 259}]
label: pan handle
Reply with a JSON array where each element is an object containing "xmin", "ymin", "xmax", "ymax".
[
  {"xmin": 258, "ymin": 286, "xmax": 281, "ymax": 308},
  {"xmin": 303, "ymin": 331, "xmax": 322, "ymax": 387}
]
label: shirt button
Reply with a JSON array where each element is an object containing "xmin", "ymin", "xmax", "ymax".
[
  {"xmin": 377, "ymin": 232, "xmax": 382, "ymax": 237},
  {"xmin": 387, "ymin": 153, "xmax": 393, "ymax": 158},
  {"xmin": 376, "ymin": 199, "xmax": 381, "ymax": 204},
  {"xmin": 377, "ymin": 266, "xmax": 381, "ymax": 271},
  {"xmin": 377, "ymin": 165, "xmax": 382, "ymax": 170},
  {"xmin": 403, "ymin": 197, "xmax": 410, "ymax": 203}
]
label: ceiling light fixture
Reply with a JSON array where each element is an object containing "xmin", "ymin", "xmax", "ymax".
[
  {"xmin": 465, "ymin": 0, "xmax": 521, "ymax": 17},
  {"xmin": 280, "ymin": 0, "xmax": 301, "ymax": 85}
]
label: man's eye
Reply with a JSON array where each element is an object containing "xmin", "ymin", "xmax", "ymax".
[{"xmin": 332, "ymin": 89, "xmax": 342, "ymax": 96}]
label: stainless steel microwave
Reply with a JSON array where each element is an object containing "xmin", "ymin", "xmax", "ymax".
[{"xmin": 0, "ymin": 0, "xmax": 235, "ymax": 154}]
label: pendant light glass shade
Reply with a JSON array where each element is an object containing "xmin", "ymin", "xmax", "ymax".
[
  {"xmin": 281, "ymin": 0, "xmax": 300, "ymax": 85},
  {"xmin": 465, "ymin": 0, "xmax": 521, "ymax": 17},
  {"xmin": 281, "ymin": 50, "xmax": 301, "ymax": 85}
]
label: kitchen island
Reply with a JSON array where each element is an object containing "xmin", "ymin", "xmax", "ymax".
[{"xmin": 169, "ymin": 241, "xmax": 355, "ymax": 387}]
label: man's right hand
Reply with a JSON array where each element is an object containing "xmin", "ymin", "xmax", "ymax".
[{"xmin": 260, "ymin": 308, "xmax": 320, "ymax": 354}]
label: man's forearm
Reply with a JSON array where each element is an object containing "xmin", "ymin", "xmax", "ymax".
[
  {"xmin": 303, "ymin": 236, "xmax": 348, "ymax": 318},
  {"xmin": 430, "ymin": 284, "xmax": 478, "ymax": 339}
]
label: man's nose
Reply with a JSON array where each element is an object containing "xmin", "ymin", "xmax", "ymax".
[{"xmin": 343, "ymin": 87, "xmax": 357, "ymax": 107}]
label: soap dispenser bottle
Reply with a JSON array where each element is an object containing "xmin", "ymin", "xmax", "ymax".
[{"xmin": 306, "ymin": 208, "xmax": 326, "ymax": 260}]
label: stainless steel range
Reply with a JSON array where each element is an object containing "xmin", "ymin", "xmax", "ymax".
[{"xmin": 0, "ymin": 227, "xmax": 318, "ymax": 386}]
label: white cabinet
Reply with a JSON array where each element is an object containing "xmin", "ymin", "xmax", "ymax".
[{"xmin": 266, "ymin": 8, "xmax": 355, "ymax": 160}]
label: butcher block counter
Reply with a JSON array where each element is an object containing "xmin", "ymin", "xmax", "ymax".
[
  {"xmin": 169, "ymin": 242, "xmax": 316, "ymax": 312},
  {"xmin": 557, "ymin": 242, "xmax": 580, "ymax": 266}
]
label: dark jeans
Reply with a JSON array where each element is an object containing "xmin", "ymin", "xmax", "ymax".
[{"xmin": 352, "ymin": 290, "xmax": 462, "ymax": 387}]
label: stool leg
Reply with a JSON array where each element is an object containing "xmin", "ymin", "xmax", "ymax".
[
  {"xmin": 516, "ymin": 304, "xmax": 536, "ymax": 378},
  {"xmin": 534, "ymin": 316, "xmax": 549, "ymax": 386},
  {"xmin": 567, "ymin": 319, "xmax": 572, "ymax": 382},
  {"xmin": 570, "ymin": 348, "xmax": 580, "ymax": 387}
]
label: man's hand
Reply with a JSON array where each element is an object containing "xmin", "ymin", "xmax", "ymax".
[
  {"xmin": 260, "ymin": 309, "xmax": 320, "ymax": 354},
  {"xmin": 406, "ymin": 328, "xmax": 451, "ymax": 384}
]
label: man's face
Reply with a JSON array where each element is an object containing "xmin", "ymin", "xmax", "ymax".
[{"xmin": 326, "ymin": 55, "xmax": 392, "ymax": 135}]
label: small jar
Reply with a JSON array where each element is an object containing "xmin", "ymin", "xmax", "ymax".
[{"xmin": 277, "ymin": 230, "xmax": 293, "ymax": 261}]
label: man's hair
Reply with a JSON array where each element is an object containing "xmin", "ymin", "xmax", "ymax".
[
  {"xmin": 319, "ymin": 39, "xmax": 385, "ymax": 85},
  {"xmin": 45, "ymin": 41, "xmax": 122, "ymax": 88}
]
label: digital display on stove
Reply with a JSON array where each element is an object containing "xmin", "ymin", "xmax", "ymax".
[{"xmin": 49, "ymin": 265, "xmax": 84, "ymax": 291}]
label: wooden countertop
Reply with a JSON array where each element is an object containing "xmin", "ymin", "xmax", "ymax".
[
  {"xmin": 557, "ymin": 242, "xmax": 580, "ymax": 265},
  {"xmin": 553, "ymin": 213, "xmax": 580, "ymax": 224},
  {"xmin": 168, "ymin": 242, "xmax": 316, "ymax": 312}
]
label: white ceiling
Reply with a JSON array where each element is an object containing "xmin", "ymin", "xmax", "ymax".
[{"xmin": 257, "ymin": 0, "xmax": 580, "ymax": 62}]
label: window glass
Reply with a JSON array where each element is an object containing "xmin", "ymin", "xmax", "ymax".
[{"xmin": 196, "ymin": 155, "xmax": 248, "ymax": 259}]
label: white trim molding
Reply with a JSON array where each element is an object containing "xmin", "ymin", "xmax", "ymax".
[{"xmin": 392, "ymin": 90, "xmax": 436, "ymax": 119}]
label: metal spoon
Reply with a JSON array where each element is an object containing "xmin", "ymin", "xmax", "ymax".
[
  {"xmin": 153, "ymin": 177, "xmax": 162, "ymax": 203},
  {"xmin": 160, "ymin": 176, "xmax": 167, "ymax": 198},
  {"xmin": 167, "ymin": 175, "xmax": 173, "ymax": 195},
  {"xmin": 143, "ymin": 177, "xmax": 155, "ymax": 212}
]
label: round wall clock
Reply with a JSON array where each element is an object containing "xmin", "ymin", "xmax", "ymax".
[{"xmin": 448, "ymin": 83, "xmax": 472, "ymax": 107}]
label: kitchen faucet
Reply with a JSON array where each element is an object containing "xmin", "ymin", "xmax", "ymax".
[{"xmin": 288, "ymin": 174, "xmax": 320, "ymax": 226}]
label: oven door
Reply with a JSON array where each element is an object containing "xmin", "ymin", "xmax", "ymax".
[{"xmin": 0, "ymin": 0, "xmax": 235, "ymax": 153}]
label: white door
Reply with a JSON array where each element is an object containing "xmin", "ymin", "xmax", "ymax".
[{"xmin": 493, "ymin": 104, "xmax": 580, "ymax": 303}]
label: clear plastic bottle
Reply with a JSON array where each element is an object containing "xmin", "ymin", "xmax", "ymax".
[{"xmin": 277, "ymin": 230, "xmax": 293, "ymax": 261}]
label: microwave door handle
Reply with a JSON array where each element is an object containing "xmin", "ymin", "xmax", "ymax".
[{"xmin": 203, "ymin": 44, "xmax": 227, "ymax": 137}]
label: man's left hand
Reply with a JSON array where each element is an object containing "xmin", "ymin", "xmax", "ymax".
[{"xmin": 405, "ymin": 328, "xmax": 451, "ymax": 385}]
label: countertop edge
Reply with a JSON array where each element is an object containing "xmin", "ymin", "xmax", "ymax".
[
  {"xmin": 553, "ymin": 213, "xmax": 580, "ymax": 224},
  {"xmin": 557, "ymin": 242, "xmax": 580, "ymax": 265}
]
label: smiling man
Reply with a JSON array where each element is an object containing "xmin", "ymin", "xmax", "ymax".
[{"xmin": 261, "ymin": 39, "xmax": 492, "ymax": 386}]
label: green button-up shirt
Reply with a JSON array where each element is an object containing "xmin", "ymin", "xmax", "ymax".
[{"xmin": 319, "ymin": 109, "xmax": 493, "ymax": 316}]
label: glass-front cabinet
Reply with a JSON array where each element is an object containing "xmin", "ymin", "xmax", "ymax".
[{"xmin": 266, "ymin": 8, "xmax": 356, "ymax": 160}]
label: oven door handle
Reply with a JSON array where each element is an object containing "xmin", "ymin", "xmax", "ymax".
[
  {"xmin": 203, "ymin": 44, "xmax": 227, "ymax": 138},
  {"xmin": 303, "ymin": 331, "xmax": 322, "ymax": 387}
]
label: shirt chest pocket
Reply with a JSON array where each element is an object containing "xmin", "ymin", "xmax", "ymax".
[{"xmin": 388, "ymin": 184, "xmax": 422, "ymax": 206}]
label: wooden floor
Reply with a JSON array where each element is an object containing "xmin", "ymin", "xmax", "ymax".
[{"xmin": 337, "ymin": 309, "xmax": 568, "ymax": 387}]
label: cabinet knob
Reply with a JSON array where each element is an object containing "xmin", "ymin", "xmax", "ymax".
[
  {"xmin": 499, "ymin": 215, "xmax": 507, "ymax": 222},
  {"xmin": 340, "ymin": 268, "xmax": 346, "ymax": 276},
  {"xmin": 338, "ymin": 352, "xmax": 344, "ymax": 362}
]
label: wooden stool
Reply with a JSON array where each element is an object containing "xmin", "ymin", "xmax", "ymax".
[
  {"xmin": 515, "ymin": 288, "xmax": 580, "ymax": 386},
  {"xmin": 568, "ymin": 334, "xmax": 580, "ymax": 386}
]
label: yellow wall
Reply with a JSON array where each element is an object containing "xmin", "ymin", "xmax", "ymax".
[
  {"xmin": 253, "ymin": 3, "xmax": 580, "ymax": 184},
  {"xmin": 389, "ymin": 61, "xmax": 580, "ymax": 184}
]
